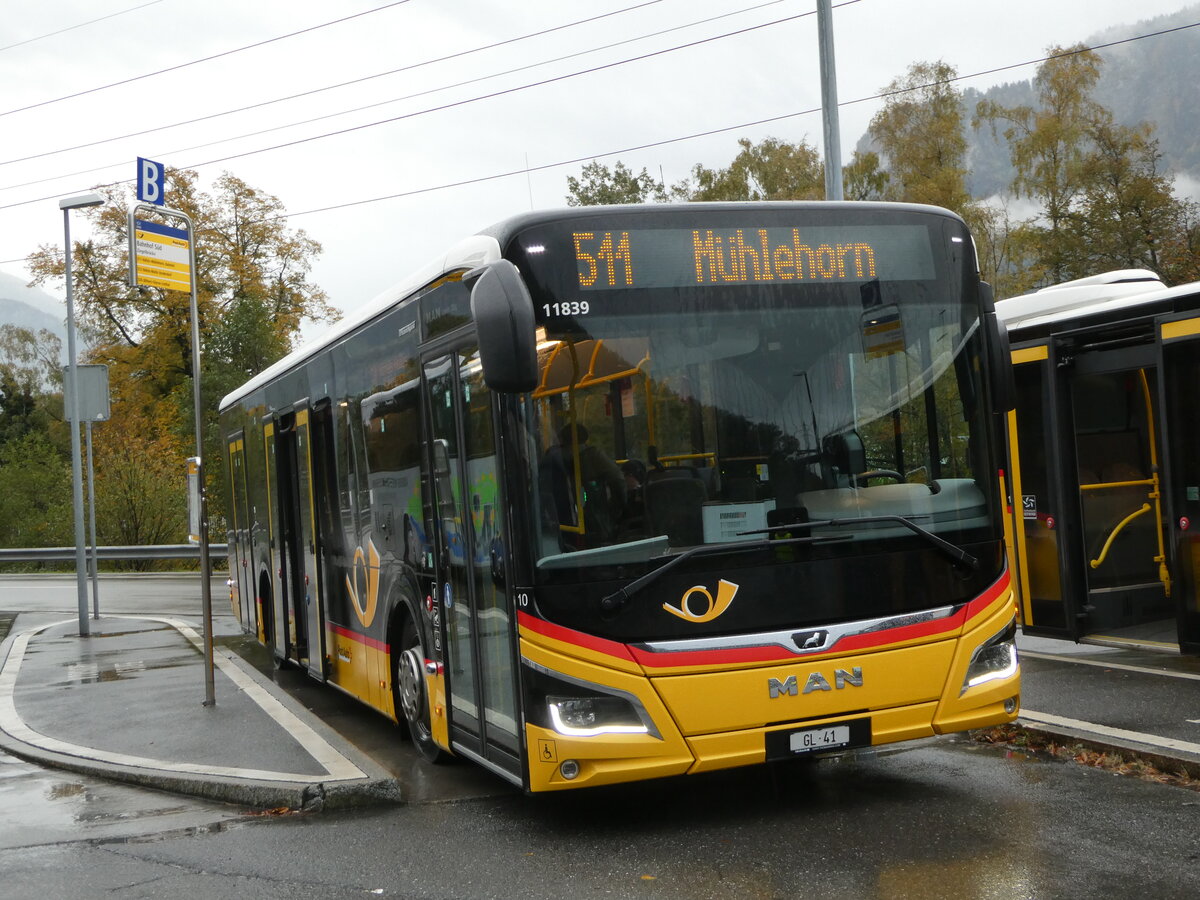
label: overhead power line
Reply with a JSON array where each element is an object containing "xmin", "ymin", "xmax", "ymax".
[
  {"xmin": 80, "ymin": 6, "xmax": 833, "ymax": 184},
  {"xmin": 0, "ymin": 0, "xmax": 677, "ymax": 169},
  {"xmin": 0, "ymin": 0, "xmax": 167, "ymax": 54},
  {"xmin": 0, "ymin": 12, "xmax": 1195, "ymax": 238},
  {"xmin": 0, "ymin": 0, "xmax": 785, "ymax": 192},
  {"xmin": 0, "ymin": 0, "xmax": 416, "ymax": 119},
  {"xmin": 277, "ymin": 18, "xmax": 1200, "ymax": 222}
]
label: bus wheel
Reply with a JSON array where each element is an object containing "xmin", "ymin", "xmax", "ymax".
[{"xmin": 395, "ymin": 619, "xmax": 447, "ymax": 763}]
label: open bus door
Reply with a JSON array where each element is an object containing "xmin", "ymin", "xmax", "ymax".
[
  {"xmin": 1010, "ymin": 345, "xmax": 1072, "ymax": 635},
  {"xmin": 422, "ymin": 341, "xmax": 522, "ymax": 783},
  {"xmin": 1065, "ymin": 344, "xmax": 1173, "ymax": 644},
  {"xmin": 1157, "ymin": 314, "xmax": 1200, "ymax": 653},
  {"xmin": 1011, "ymin": 338, "xmax": 1176, "ymax": 647}
]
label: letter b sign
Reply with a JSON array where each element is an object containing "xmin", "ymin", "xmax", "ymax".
[{"xmin": 137, "ymin": 157, "xmax": 166, "ymax": 206}]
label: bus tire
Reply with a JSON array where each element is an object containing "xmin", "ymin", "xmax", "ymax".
[{"xmin": 394, "ymin": 617, "xmax": 447, "ymax": 764}]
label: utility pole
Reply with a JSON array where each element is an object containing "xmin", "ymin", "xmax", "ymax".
[{"xmin": 817, "ymin": 0, "xmax": 844, "ymax": 201}]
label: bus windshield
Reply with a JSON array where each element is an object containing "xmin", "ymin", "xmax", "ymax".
[{"xmin": 508, "ymin": 208, "xmax": 994, "ymax": 577}]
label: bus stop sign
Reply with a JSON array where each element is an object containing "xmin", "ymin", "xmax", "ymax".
[{"xmin": 137, "ymin": 157, "xmax": 166, "ymax": 206}]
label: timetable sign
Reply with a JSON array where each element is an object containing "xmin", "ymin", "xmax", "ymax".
[{"xmin": 132, "ymin": 218, "xmax": 192, "ymax": 292}]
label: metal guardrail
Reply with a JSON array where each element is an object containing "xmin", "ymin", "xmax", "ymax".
[{"xmin": 0, "ymin": 544, "xmax": 229, "ymax": 562}]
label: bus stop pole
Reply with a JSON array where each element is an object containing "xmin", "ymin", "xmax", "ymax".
[
  {"xmin": 129, "ymin": 201, "xmax": 215, "ymax": 705},
  {"xmin": 184, "ymin": 222, "xmax": 216, "ymax": 708}
]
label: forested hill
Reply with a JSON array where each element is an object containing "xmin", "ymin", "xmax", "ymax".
[
  {"xmin": 0, "ymin": 270, "xmax": 66, "ymax": 351},
  {"xmin": 907, "ymin": 5, "xmax": 1200, "ymax": 197}
]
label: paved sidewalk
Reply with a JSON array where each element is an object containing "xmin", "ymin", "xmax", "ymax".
[{"xmin": 0, "ymin": 614, "xmax": 401, "ymax": 810}]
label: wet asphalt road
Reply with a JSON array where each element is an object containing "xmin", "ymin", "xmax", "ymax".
[
  {"xmin": 3, "ymin": 737, "xmax": 1199, "ymax": 898},
  {"xmin": 3, "ymin": 575, "xmax": 1200, "ymax": 898},
  {"xmin": 0, "ymin": 747, "xmax": 244, "ymax": 849}
]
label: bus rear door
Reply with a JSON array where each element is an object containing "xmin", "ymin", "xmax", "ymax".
[
  {"xmin": 262, "ymin": 418, "xmax": 285, "ymax": 661},
  {"xmin": 1067, "ymin": 344, "xmax": 1172, "ymax": 643},
  {"xmin": 226, "ymin": 434, "xmax": 253, "ymax": 632}
]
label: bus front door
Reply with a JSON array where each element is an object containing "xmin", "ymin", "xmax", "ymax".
[
  {"xmin": 1068, "ymin": 350, "xmax": 1173, "ymax": 643},
  {"xmin": 423, "ymin": 345, "xmax": 521, "ymax": 781}
]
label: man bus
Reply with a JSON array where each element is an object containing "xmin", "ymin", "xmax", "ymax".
[{"xmin": 220, "ymin": 202, "xmax": 1020, "ymax": 791}]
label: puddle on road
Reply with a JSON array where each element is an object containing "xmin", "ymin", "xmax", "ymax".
[
  {"xmin": 60, "ymin": 653, "xmax": 197, "ymax": 684},
  {"xmin": 0, "ymin": 749, "xmax": 246, "ymax": 847}
]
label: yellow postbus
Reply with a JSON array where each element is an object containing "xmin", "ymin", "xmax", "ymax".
[
  {"xmin": 998, "ymin": 269, "xmax": 1200, "ymax": 654},
  {"xmin": 220, "ymin": 202, "xmax": 1021, "ymax": 791}
]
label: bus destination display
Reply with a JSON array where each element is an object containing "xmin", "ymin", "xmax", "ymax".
[{"xmin": 570, "ymin": 225, "xmax": 935, "ymax": 292}]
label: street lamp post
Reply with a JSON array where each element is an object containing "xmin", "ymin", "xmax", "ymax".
[{"xmin": 59, "ymin": 192, "xmax": 106, "ymax": 637}]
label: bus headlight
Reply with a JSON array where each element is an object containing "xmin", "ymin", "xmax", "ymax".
[
  {"xmin": 961, "ymin": 617, "xmax": 1018, "ymax": 694},
  {"xmin": 524, "ymin": 659, "xmax": 659, "ymax": 738},
  {"xmin": 548, "ymin": 696, "xmax": 650, "ymax": 736}
]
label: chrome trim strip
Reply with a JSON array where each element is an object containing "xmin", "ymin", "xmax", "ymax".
[
  {"xmin": 521, "ymin": 658, "xmax": 663, "ymax": 740},
  {"xmin": 631, "ymin": 604, "xmax": 962, "ymax": 658}
]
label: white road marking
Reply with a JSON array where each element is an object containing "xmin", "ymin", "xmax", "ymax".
[
  {"xmin": 0, "ymin": 616, "xmax": 367, "ymax": 783},
  {"xmin": 1020, "ymin": 649, "xmax": 1200, "ymax": 682},
  {"xmin": 1020, "ymin": 709, "xmax": 1200, "ymax": 757}
]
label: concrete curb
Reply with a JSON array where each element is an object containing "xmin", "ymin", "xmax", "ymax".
[
  {"xmin": 1016, "ymin": 718, "xmax": 1200, "ymax": 781},
  {"xmin": 0, "ymin": 618, "xmax": 405, "ymax": 811}
]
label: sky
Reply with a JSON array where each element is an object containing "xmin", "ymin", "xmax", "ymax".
[{"xmin": 0, "ymin": 0, "xmax": 1196, "ymax": 338}]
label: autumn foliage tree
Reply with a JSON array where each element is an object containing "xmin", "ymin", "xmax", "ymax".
[
  {"xmin": 975, "ymin": 45, "xmax": 1199, "ymax": 288},
  {"xmin": 671, "ymin": 137, "xmax": 824, "ymax": 201},
  {"xmin": 26, "ymin": 168, "xmax": 338, "ymax": 539},
  {"xmin": 565, "ymin": 161, "xmax": 667, "ymax": 206},
  {"xmin": 868, "ymin": 60, "xmax": 973, "ymax": 213}
]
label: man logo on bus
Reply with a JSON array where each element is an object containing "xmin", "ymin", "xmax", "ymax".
[
  {"xmin": 768, "ymin": 668, "xmax": 864, "ymax": 698},
  {"xmin": 663, "ymin": 579, "xmax": 739, "ymax": 623}
]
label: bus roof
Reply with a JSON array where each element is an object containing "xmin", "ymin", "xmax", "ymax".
[
  {"xmin": 995, "ymin": 269, "xmax": 1173, "ymax": 332},
  {"xmin": 218, "ymin": 233, "xmax": 501, "ymax": 411}
]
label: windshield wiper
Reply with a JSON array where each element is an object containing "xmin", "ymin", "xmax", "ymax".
[
  {"xmin": 599, "ymin": 534, "xmax": 849, "ymax": 614},
  {"xmin": 747, "ymin": 514, "xmax": 979, "ymax": 571}
]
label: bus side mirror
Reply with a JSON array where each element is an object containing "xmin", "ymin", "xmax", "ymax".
[
  {"xmin": 980, "ymin": 282, "xmax": 1015, "ymax": 413},
  {"xmin": 465, "ymin": 260, "xmax": 538, "ymax": 393}
]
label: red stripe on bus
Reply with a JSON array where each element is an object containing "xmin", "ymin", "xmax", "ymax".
[
  {"xmin": 961, "ymin": 568, "xmax": 1011, "ymax": 620},
  {"xmin": 329, "ymin": 623, "xmax": 390, "ymax": 653},
  {"xmin": 517, "ymin": 611, "xmax": 638, "ymax": 663}
]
